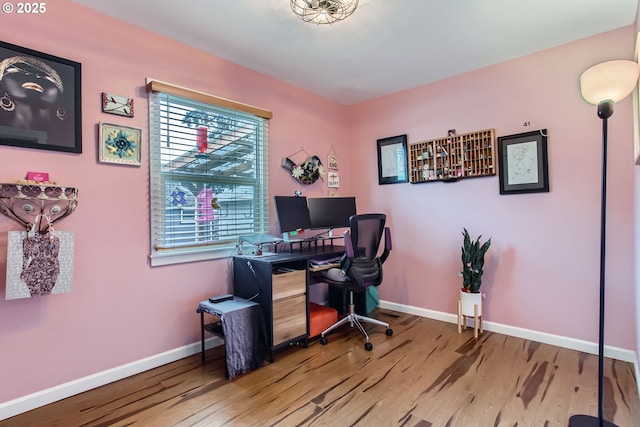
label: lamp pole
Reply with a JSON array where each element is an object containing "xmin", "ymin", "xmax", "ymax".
[
  {"xmin": 571, "ymin": 59, "xmax": 640, "ymax": 427},
  {"xmin": 568, "ymin": 101, "xmax": 615, "ymax": 427},
  {"xmin": 597, "ymin": 103, "xmax": 609, "ymax": 427}
]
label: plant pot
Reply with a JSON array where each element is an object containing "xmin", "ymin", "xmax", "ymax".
[{"xmin": 459, "ymin": 289, "xmax": 482, "ymax": 317}]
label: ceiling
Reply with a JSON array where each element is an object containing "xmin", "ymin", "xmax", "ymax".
[{"xmin": 71, "ymin": 0, "xmax": 638, "ymax": 105}]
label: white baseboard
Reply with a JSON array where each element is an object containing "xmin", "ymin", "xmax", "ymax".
[
  {"xmin": 379, "ymin": 300, "xmax": 639, "ymax": 366},
  {"xmin": 0, "ymin": 336, "xmax": 223, "ymax": 422},
  {"xmin": 2, "ymin": 301, "xmax": 638, "ymax": 421},
  {"xmin": 379, "ymin": 300, "xmax": 638, "ymax": 363}
]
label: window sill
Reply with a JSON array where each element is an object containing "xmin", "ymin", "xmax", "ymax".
[{"xmin": 150, "ymin": 245, "xmax": 238, "ymax": 266}]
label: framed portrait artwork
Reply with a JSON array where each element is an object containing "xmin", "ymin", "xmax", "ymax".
[
  {"xmin": 377, "ymin": 134, "xmax": 408, "ymax": 185},
  {"xmin": 497, "ymin": 129, "xmax": 549, "ymax": 195},
  {"xmin": 0, "ymin": 41, "xmax": 82, "ymax": 153},
  {"xmin": 99, "ymin": 122, "xmax": 142, "ymax": 166}
]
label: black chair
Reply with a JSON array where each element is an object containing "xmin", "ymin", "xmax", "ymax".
[{"xmin": 319, "ymin": 213, "xmax": 393, "ymax": 351}]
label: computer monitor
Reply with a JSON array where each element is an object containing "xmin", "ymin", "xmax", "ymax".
[
  {"xmin": 308, "ymin": 197, "xmax": 357, "ymax": 230},
  {"xmin": 274, "ymin": 196, "xmax": 312, "ymax": 233}
]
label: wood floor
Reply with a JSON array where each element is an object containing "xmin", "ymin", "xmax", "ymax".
[{"xmin": 3, "ymin": 309, "xmax": 639, "ymax": 427}]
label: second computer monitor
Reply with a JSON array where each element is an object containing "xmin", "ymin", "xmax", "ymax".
[
  {"xmin": 308, "ymin": 197, "xmax": 357, "ymax": 230},
  {"xmin": 274, "ymin": 196, "xmax": 312, "ymax": 234}
]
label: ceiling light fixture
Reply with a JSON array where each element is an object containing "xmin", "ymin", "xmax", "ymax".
[{"xmin": 290, "ymin": 0, "xmax": 359, "ymax": 25}]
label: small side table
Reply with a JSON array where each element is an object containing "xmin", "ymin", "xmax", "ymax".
[{"xmin": 197, "ymin": 296, "xmax": 266, "ymax": 379}]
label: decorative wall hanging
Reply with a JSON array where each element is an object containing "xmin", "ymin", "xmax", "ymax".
[
  {"xmin": 0, "ymin": 41, "xmax": 82, "ymax": 153},
  {"xmin": 377, "ymin": 134, "xmax": 408, "ymax": 184},
  {"xmin": 328, "ymin": 171, "xmax": 340, "ymax": 188},
  {"xmin": 0, "ymin": 181, "xmax": 78, "ymax": 228},
  {"xmin": 5, "ymin": 214, "xmax": 74, "ymax": 300},
  {"xmin": 99, "ymin": 122, "xmax": 142, "ymax": 166},
  {"xmin": 282, "ymin": 147, "xmax": 325, "ymax": 185},
  {"xmin": 497, "ymin": 129, "xmax": 549, "ymax": 194},
  {"xmin": 409, "ymin": 129, "xmax": 495, "ymax": 183},
  {"xmin": 328, "ymin": 146, "xmax": 339, "ymax": 169},
  {"xmin": 102, "ymin": 92, "xmax": 134, "ymax": 117},
  {"xmin": 195, "ymin": 126, "xmax": 208, "ymax": 158}
]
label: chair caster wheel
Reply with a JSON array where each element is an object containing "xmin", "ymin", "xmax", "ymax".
[
  {"xmin": 364, "ymin": 342, "xmax": 373, "ymax": 351},
  {"xmin": 386, "ymin": 328, "xmax": 393, "ymax": 336},
  {"xmin": 320, "ymin": 336, "xmax": 328, "ymax": 345}
]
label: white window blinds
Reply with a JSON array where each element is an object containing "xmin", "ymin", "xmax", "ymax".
[{"xmin": 147, "ymin": 80, "xmax": 271, "ymax": 265}]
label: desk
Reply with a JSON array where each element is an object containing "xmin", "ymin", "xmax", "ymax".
[
  {"xmin": 233, "ymin": 245, "xmax": 344, "ymax": 362},
  {"xmin": 197, "ymin": 297, "xmax": 266, "ymax": 379}
]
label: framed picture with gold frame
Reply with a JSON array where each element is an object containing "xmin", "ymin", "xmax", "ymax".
[{"xmin": 98, "ymin": 122, "xmax": 142, "ymax": 166}]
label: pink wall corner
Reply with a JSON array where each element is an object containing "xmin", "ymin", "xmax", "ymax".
[
  {"xmin": 349, "ymin": 27, "xmax": 637, "ymax": 350},
  {"xmin": 633, "ymin": 5, "xmax": 640, "ymax": 370},
  {"xmin": 0, "ymin": 1, "xmax": 350, "ymax": 403}
]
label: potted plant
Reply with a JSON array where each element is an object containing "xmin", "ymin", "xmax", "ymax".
[
  {"xmin": 457, "ymin": 228, "xmax": 491, "ymax": 319},
  {"xmin": 459, "ymin": 228, "xmax": 491, "ymax": 293}
]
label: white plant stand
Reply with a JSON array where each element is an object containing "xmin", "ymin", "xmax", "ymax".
[{"xmin": 457, "ymin": 290, "xmax": 483, "ymax": 338}]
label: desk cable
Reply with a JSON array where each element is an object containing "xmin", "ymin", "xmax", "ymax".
[{"xmin": 243, "ymin": 259, "xmax": 260, "ymax": 301}]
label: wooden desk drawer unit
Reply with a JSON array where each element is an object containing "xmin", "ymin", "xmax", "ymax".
[
  {"xmin": 273, "ymin": 269, "xmax": 306, "ymax": 300},
  {"xmin": 233, "ymin": 247, "xmax": 345, "ymax": 362},
  {"xmin": 273, "ymin": 294, "xmax": 307, "ymax": 344},
  {"xmin": 272, "ymin": 269, "xmax": 306, "ymax": 344},
  {"xmin": 233, "ymin": 258, "xmax": 310, "ymax": 362}
]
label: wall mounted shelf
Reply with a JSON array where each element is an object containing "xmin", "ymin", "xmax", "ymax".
[
  {"xmin": 409, "ymin": 129, "xmax": 496, "ymax": 183},
  {"xmin": 0, "ymin": 183, "xmax": 78, "ymax": 228}
]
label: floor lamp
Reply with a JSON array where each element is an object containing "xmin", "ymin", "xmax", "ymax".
[{"xmin": 570, "ymin": 60, "xmax": 640, "ymax": 427}]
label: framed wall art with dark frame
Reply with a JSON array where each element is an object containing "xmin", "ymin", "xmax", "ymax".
[
  {"xmin": 0, "ymin": 41, "xmax": 82, "ymax": 153},
  {"xmin": 99, "ymin": 122, "xmax": 142, "ymax": 166},
  {"xmin": 497, "ymin": 129, "xmax": 549, "ymax": 195},
  {"xmin": 377, "ymin": 134, "xmax": 408, "ymax": 185}
]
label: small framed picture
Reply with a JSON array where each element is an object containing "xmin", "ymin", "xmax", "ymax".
[
  {"xmin": 498, "ymin": 129, "xmax": 549, "ymax": 194},
  {"xmin": 377, "ymin": 134, "xmax": 408, "ymax": 185},
  {"xmin": 99, "ymin": 122, "xmax": 142, "ymax": 166},
  {"xmin": 102, "ymin": 92, "xmax": 134, "ymax": 117}
]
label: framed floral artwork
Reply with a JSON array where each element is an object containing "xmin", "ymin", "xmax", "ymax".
[{"xmin": 98, "ymin": 122, "xmax": 142, "ymax": 166}]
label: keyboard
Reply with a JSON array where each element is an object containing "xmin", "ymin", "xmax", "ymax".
[{"xmin": 309, "ymin": 256, "xmax": 342, "ymax": 266}]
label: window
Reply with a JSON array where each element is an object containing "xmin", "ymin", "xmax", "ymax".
[{"xmin": 147, "ymin": 80, "xmax": 272, "ymax": 266}]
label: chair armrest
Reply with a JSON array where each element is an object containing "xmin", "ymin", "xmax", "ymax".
[
  {"xmin": 341, "ymin": 230, "xmax": 353, "ymax": 275},
  {"xmin": 344, "ymin": 230, "xmax": 354, "ymax": 258},
  {"xmin": 380, "ymin": 227, "xmax": 392, "ymax": 264}
]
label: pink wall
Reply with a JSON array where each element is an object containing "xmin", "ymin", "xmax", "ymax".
[
  {"xmin": 349, "ymin": 27, "xmax": 637, "ymax": 351},
  {"xmin": 634, "ymin": 6, "xmax": 640, "ymax": 373},
  {"xmin": 0, "ymin": 1, "xmax": 350, "ymax": 403},
  {"xmin": 0, "ymin": 0, "xmax": 636, "ymax": 407}
]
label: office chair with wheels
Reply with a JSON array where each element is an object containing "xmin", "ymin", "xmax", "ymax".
[{"xmin": 319, "ymin": 213, "xmax": 393, "ymax": 351}]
